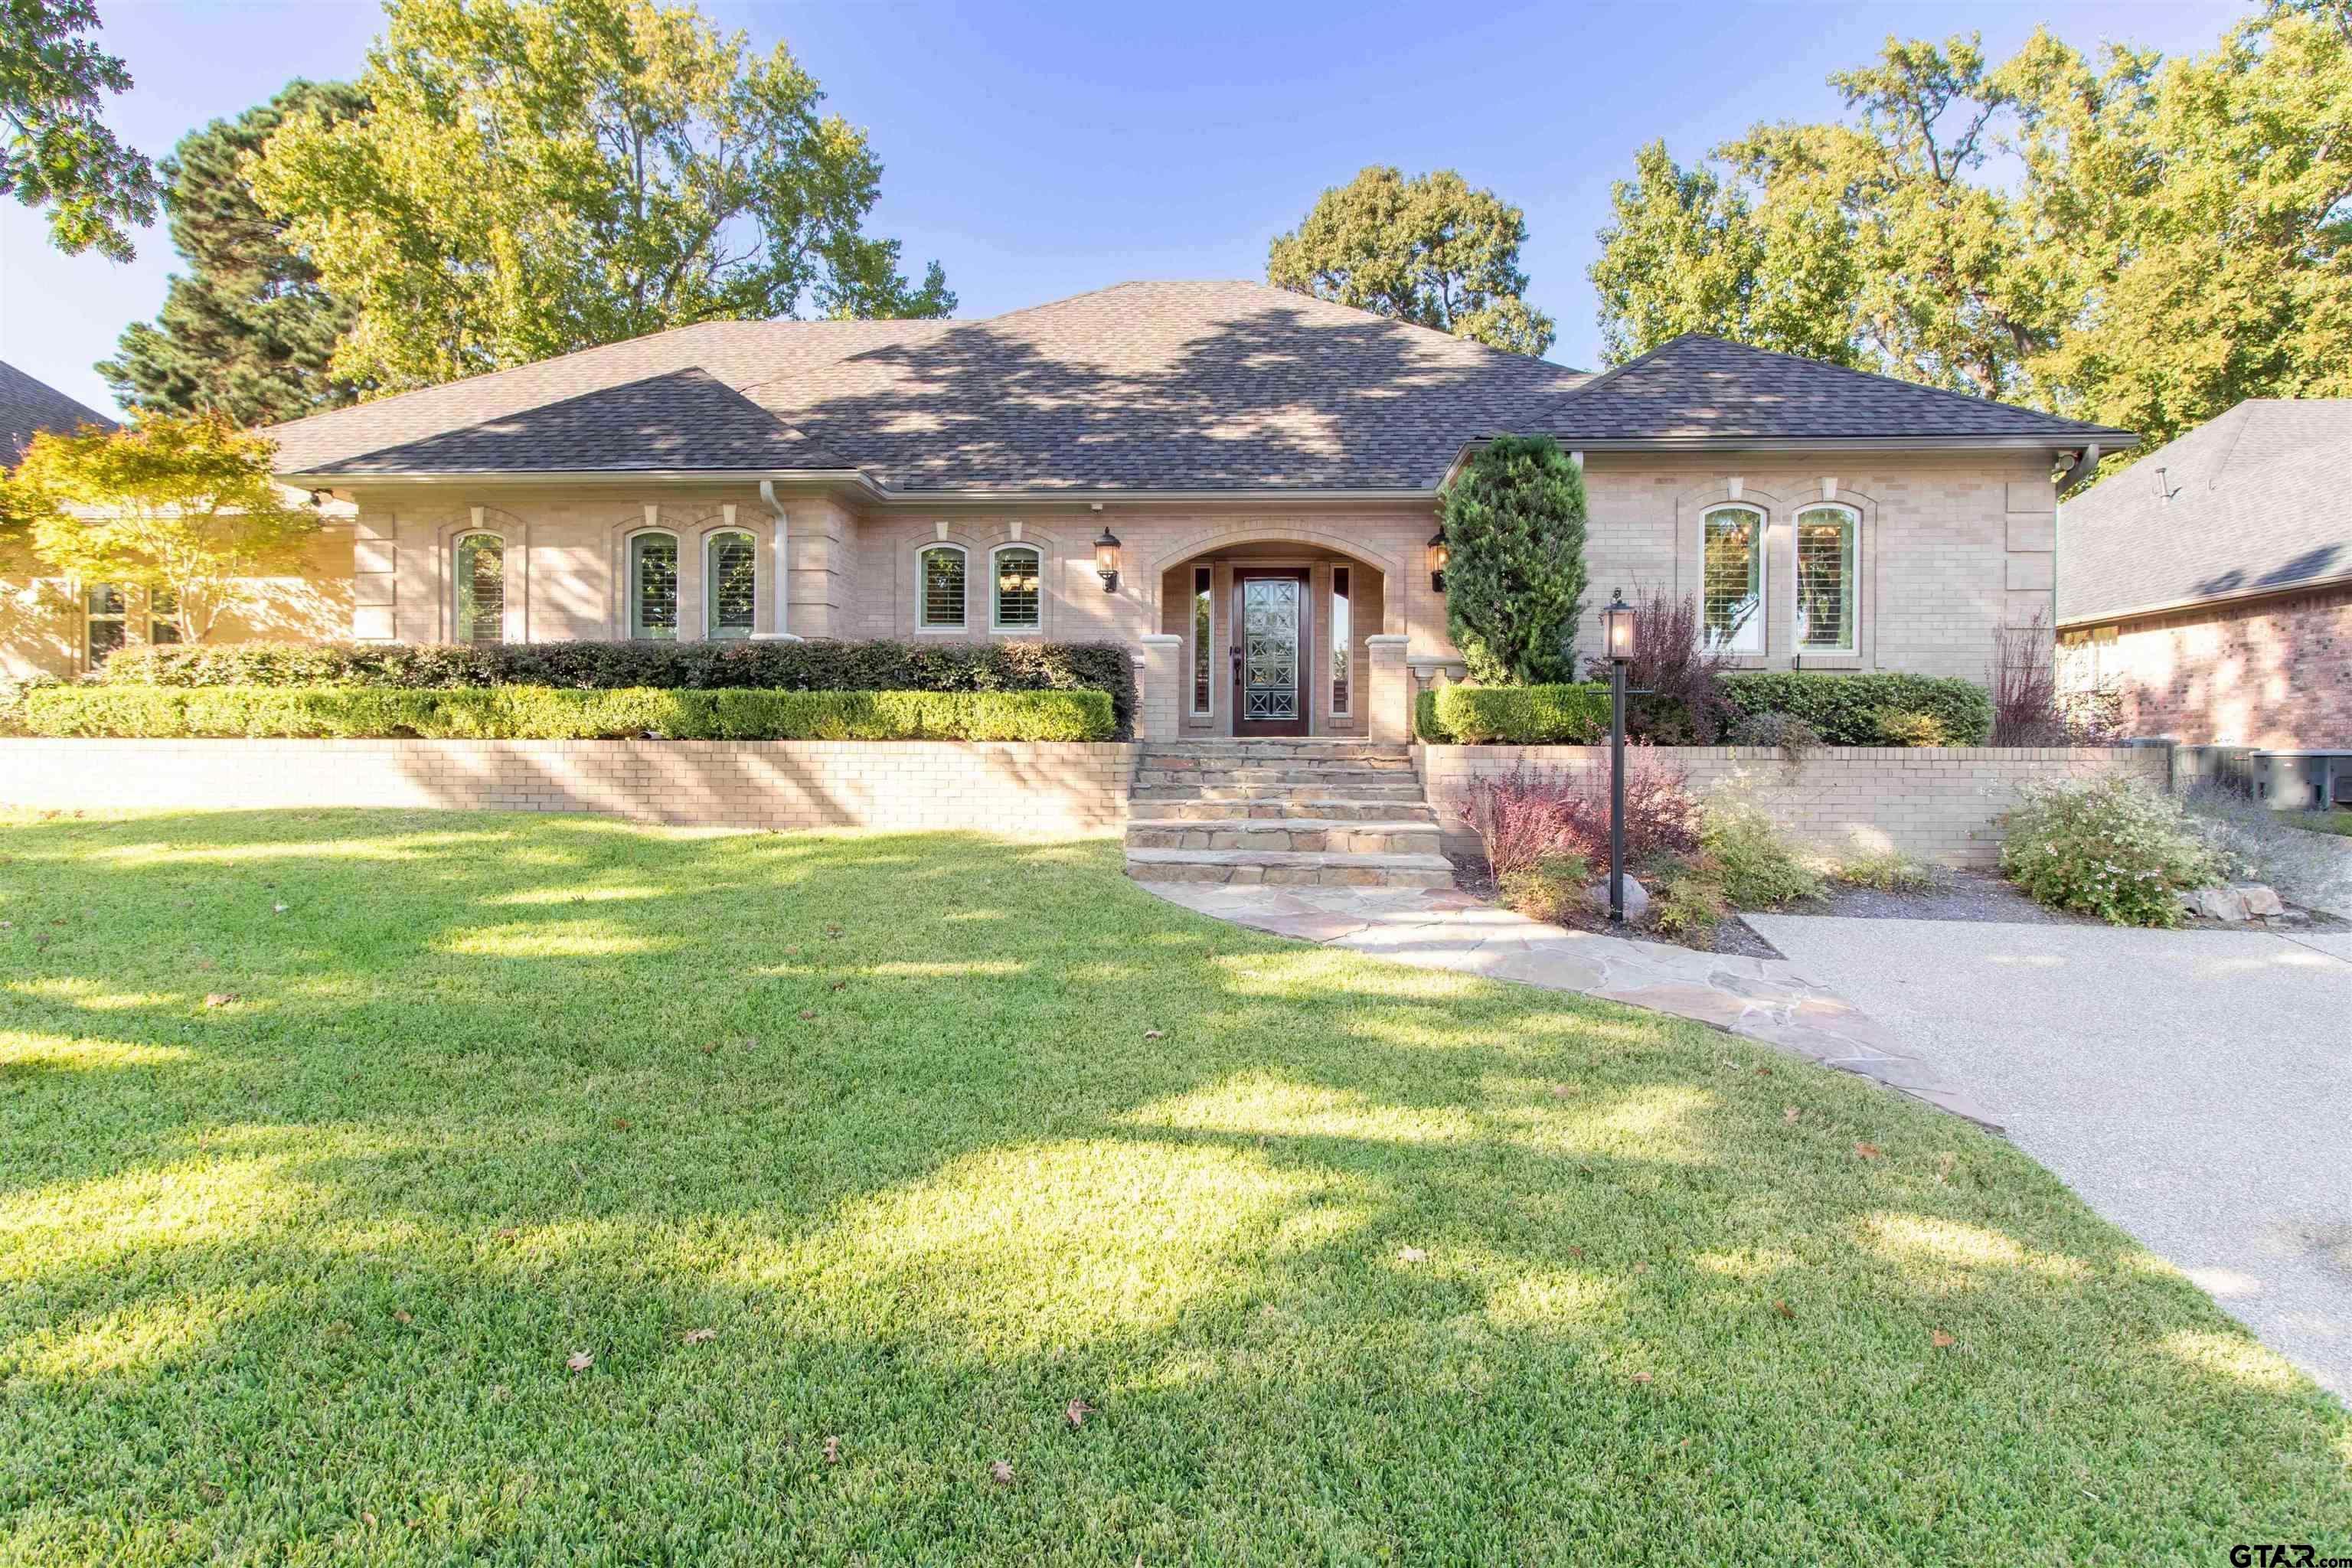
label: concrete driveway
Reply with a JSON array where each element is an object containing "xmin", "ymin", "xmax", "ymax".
[{"xmin": 1744, "ymin": 916, "xmax": 2352, "ymax": 1402}]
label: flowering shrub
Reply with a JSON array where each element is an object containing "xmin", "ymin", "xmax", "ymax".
[
  {"xmin": 1452, "ymin": 756, "xmax": 1700, "ymax": 882},
  {"xmin": 2000, "ymin": 776, "xmax": 2227, "ymax": 926}
]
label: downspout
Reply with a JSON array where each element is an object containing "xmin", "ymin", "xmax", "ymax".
[
  {"xmin": 2056, "ymin": 443, "xmax": 2100, "ymax": 496},
  {"xmin": 2051, "ymin": 444, "xmax": 2099, "ymax": 636},
  {"xmin": 756, "ymin": 479, "xmax": 799, "ymax": 640}
]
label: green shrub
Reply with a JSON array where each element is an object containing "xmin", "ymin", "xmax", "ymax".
[
  {"xmin": 1496, "ymin": 851, "xmax": 1591, "ymax": 924},
  {"xmin": 1834, "ymin": 848, "xmax": 1936, "ymax": 893},
  {"xmin": 1870, "ymin": 707, "xmax": 1949, "ymax": 747},
  {"xmin": 1999, "ymin": 775, "xmax": 2226, "ymax": 927},
  {"xmin": 24, "ymin": 685, "xmax": 1115, "ymax": 743},
  {"xmin": 1648, "ymin": 861, "xmax": 1730, "ymax": 939},
  {"xmin": 1422, "ymin": 683, "xmax": 1611, "ymax": 744},
  {"xmin": 96, "ymin": 638, "xmax": 1140, "ymax": 739},
  {"xmin": 1701, "ymin": 805, "xmax": 1825, "ymax": 909},
  {"xmin": 0, "ymin": 674, "xmax": 64, "ymax": 737},
  {"xmin": 1720, "ymin": 671, "xmax": 1992, "ymax": 746}
]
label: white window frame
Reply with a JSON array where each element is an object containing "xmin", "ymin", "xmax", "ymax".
[
  {"xmin": 83, "ymin": 582, "xmax": 129, "ymax": 666},
  {"xmin": 1329, "ymin": 565, "xmax": 1353, "ymax": 717},
  {"xmin": 452, "ymin": 531, "xmax": 508, "ymax": 647},
  {"xmin": 1191, "ymin": 565, "xmax": 1214, "ymax": 718},
  {"xmin": 1700, "ymin": 503, "xmax": 1767, "ymax": 656},
  {"xmin": 704, "ymin": 528, "xmax": 758, "ymax": 640},
  {"xmin": 1791, "ymin": 502, "xmax": 1860, "ymax": 657},
  {"xmin": 988, "ymin": 543, "xmax": 1043, "ymax": 632},
  {"xmin": 627, "ymin": 529, "xmax": 681, "ymax": 641},
  {"xmin": 917, "ymin": 543, "xmax": 969, "ymax": 632}
]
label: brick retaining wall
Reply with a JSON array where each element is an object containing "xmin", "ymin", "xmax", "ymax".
[
  {"xmin": 1416, "ymin": 745, "xmax": 2170, "ymax": 867},
  {"xmin": 0, "ymin": 739, "xmax": 1135, "ymax": 836}
]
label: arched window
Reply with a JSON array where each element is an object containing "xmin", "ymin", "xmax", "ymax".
[
  {"xmin": 453, "ymin": 532, "xmax": 506, "ymax": 646},
  {"xmin": 1794, "ymin": 504, "xmax": 1859, "ymax": 655},
  {"xmin": 705, "ymin": 529, "xmax": 757, "ymax": 639},
  {"xmin": 629, "ymin": 531, "xmax": 679, "ymax": 639},
  {"xmin": 918, "ymin": 544, "xmax": 966, "ymax": 630},
  {"xmin": 1700, "ymin": 505, "xmax": 1765, "ymax": 655},
  {"xmin": 991, "ymin": 544, "xmax": 1040, "ymax": 631}
]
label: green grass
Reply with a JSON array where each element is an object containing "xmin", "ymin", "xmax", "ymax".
[
  {"xmin": 2, "ymin": 809, "xmax": 2344, "ymax": 1565},
  {"xmin": 2295, "ymin": 809, "xmax": 2352, "ymax": 838}
]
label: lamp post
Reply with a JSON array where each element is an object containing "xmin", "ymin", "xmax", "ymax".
[
  {"xmin": 1093, "ymin": 526, "xmax": 1122, "ymax": 593},
  {"xmin": 1601, "ymin": 589, "xmax": 1638, "ymax": 923}
]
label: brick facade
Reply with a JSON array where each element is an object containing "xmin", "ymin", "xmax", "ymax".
[
  {"xmin": 2060, "ymin": 584, "xmax": 2352, "ymax": 748},
  {"xmin": 1416, "ymin": 744, "xmax": 2168, "ymax": 867},
  {"xmin": 0, "ymin": 739, "xmax": 1135, "ymax": 835}
]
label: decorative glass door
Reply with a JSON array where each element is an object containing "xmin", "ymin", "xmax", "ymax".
[{"xmin": 1233, "ymin": 570, "xmax": 1309, "ymax": 736}]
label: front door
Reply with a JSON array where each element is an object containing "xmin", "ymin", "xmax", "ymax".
[{"xmin": 1232, "ymin": 569, "xmax": 1311, "ymax": 737}]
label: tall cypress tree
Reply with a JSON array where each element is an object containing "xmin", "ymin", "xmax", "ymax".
[{"xmin": 98, "ymin": 79, "xmax": 369, "ymax": 426}]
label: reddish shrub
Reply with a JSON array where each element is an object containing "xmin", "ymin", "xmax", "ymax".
[
  {"xmin": 1585, "ymin": 590, "xmax": 1740, "ymax": 743},
  {"xmin": 1452, "ymin": 756, "xmax": 1701, "ymax": 881}
]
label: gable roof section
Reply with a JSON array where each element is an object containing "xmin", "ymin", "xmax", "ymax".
[
  {"xmin": 1539, "ymin": 333, "xmax": 2131, "ymax": 445},
  {"xmin": 0, "ymin": 360, "xmax": 116, "ymax": 467},
  {"xmin": 2056, "ymin": 400, "xmax": 2352, "ymax": 625},
  {"xmin": 264, "ymin": 286, "xmax": 2128, "ymax": 494}
]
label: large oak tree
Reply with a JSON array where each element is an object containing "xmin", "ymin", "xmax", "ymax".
[{"xmin": 0, "ymin": 0, "xmax": 155, "ymax": 260}]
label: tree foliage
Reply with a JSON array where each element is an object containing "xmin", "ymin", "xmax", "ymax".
[
  {"xmin": 10, "ymin": 415, "xmax": 319, "ymax": 643},
  {"xmin": 0, "ymin": 0, "xmax": 156, "ymax": 260},
  {"xmin": 1440, "ymin": 435, "xmax": 1589, "ymax": 684},
  {"xmin": 1269, "ymin": 166, "xmax": 1556, "ymax": 355},
  {"xmin": 99, "ymin": 80, "xmax": 371, "ymax": 427},
  {"xmin": 1589, "ymin": 3, "xmax": 2352, "ymax": 452},
  {"xmin": 247, "ymin": 0, "xmax": 955, "ymax": 394}
]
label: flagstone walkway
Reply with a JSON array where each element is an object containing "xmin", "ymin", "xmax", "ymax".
[{"xmin": 1138, "ymin": 880, "xmax": 2001, "ymax": 1130}]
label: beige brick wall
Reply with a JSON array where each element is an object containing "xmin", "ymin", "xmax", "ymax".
[
  {"xmin": 1418, "ymin": 744, "xmax": 2167, "ymax": 867},
  {"xmin": 0, "ymin": 739, "xmax": 1135, "ymax": 835}
]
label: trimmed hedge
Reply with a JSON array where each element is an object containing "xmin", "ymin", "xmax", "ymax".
[
  {"xmin": 1418, "ymin": 683, "xmax": 1612, "ymax": 744},
  {"xmin": 1720, "ymin": 671, "xmax": 1992, "ymax": 746},
  {"xmin": 24, "ymin": 686, "xmax": 1116, "ymax": 743},
  {"xmin": 96, "ymin": 638, "xmax": 1139, "ymax": 740}
]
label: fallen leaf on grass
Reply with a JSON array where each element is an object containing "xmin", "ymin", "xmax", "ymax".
[
  {"xmin": 566, "ymin": 1351, "xmax": 593, "ymax": 1372},
  {"xmin": 1063, "ymin": 1398, "xmax": 1095, "ymax": 1429},
  {"xmin": 1783, "ymin": 1106, "xmax": 1801, "ymax": 1123},
  {"xmin": 1565, "ymin": 1245, "xmax": 1585, "ymax": 1259},
  {"xmin": 1550, "ymin": 1083, "xmax": 1576, "ymax": 1099},
  {"xmin": 682, "ymin": 1328, "xmax": 716, "ymax": 1345},
  {"xmin": 493, "ymin": 1227, "xmax": 520, "ymax": 1241},
  {"xmin": 273, "ymin": 903, "xmax": 289, "ymax": 914},
  {"xmin": 1936, "ymin": 1152, "xmax": 1957, "ymax": 1184},
  {"xmin": 611, "ymin": 1118, "xmax": 632, "ymax": 1132},
  {"xmin": 203, "ymin": 992, "xmax": 237, "ymax": 1008},
  {"xmin": 1143, "ymin": 1028, "xmax": 1165, "ymax": 1040},
  {"xmin": 1396, "ymin": 1246, "xmax": 1429, "ymax": 1264},
  {"xmin": 363, "ymin": 1512, "xmax": 377, "ymax": 1527},
  {"xmin": 1854, "ymin": 1142, "xmax": 1883, "ymax": 1160},
  {"xmin": 393, "ymin": 1309, "xmax": 413, "ymax": 1325},
  {"xmin": 1632, "ymin": 1262, "xmax": 1651, "ymax": 1276},
  {"xmin": 1753, "ymin": 1066, "xmax": 1772, "ymax": 1076},
  {"xmin": 1772, "ymin": 1299, "xmax": 1795, "ymax": 1319},
  {"xmin": 822, "ymin": 1435, "xmax": 841, "ymax": 1464},
  {"xmin": 988, "ymin": 1460, "xmax": 1014, "ymax": 1486},
  {"xmin": 829, "ymin": 981, "xmax": 846, "ymax": 992},
  {"xmin": 1630, "ymin": 1372, "xmax": 1653, "ymax": 1384},
  {"xmin": 798, "ymin": 1010, "xmax": 818, "ymax": 1021},
  {"xmin": 1931, "ymin": 1330, "xmax": 1956, "ymax": 1349}
]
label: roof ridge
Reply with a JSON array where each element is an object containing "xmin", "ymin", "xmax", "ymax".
[{"xmin": 1534, "ymin": 332, "xmax": 1699, "ymax": 421}]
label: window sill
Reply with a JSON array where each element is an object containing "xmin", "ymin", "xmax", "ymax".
[{"xmin": 914, "ymin": 625, "xmax": 971, "ymax": 635}]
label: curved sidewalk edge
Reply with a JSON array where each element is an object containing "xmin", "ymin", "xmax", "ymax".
[{"xmin": 1136, "ymin": 880, "xmax": 2004, "ymax": 1132}]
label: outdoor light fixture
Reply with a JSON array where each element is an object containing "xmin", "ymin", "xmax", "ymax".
[
  {"xmin": 1428, "ymin": 528, "xmax": 1450, "ymax": 593},
  {"xmin": 1093, "ymin": 526, "xmax": 1122, "ymax": 593},
  {"xmin": 1603, "ymin": 588, "xmax": 1635, "ymax": 923},
  {"xmin": 1602, "ymin": 588, "xmax": 1638, "ymax": 664}
]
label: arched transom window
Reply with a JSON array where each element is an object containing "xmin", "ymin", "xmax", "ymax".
[
  {"xmin": 705, "ymin": 529, "xmax": 756, "ymax": 639},
  {"xmin": 453, "ymin": 532, "xmax": 506, "ymax": 646},
  {"xmin": 1700, "ymin": 505, "xmax": 1765, "ymax": 655},
  {"xmin": 630, "ymin": 531, "xmax": 679, "ymax": 639}
]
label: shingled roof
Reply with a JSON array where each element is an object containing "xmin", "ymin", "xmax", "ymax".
[
  {"xmin": 1541, "ymin": 333, "xmax": 2132, "ymax": 444},
  {"xmin": 265, "ymin": 282, "xmax": 2125, "ymax": 493},
  {"xmin": 2057, "ymin": 400, "xmax": 2352, "ymax": 625},
  {"xmin": 0, "ymin": 360, "xmax": 116, "ymax": 467}
]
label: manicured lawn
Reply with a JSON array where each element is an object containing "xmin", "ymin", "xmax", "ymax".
[
  {"xmin": 2, "ymin": 809, "xmax": 2345, "ymax": 1564},
  {"xmin": 2296, "ymin": 809, "xmax": 2352, "ymax": 837}
]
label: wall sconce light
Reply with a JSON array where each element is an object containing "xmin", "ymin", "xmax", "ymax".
[
  {"xmin": 1093, "ymin": 525, "xmax": 1122, "ymax": 593},
  {"xmin": 1428, "ymin": 528, "xmax": 1450, "ymax": 593}
]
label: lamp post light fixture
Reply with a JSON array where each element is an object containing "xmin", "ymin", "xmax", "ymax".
[
  {"xmin": 1093, "ymin": 526, "xmax": 1122, "ymax": 593},
  {"xmin": 1602, "ymin": 588, "xmax": 1639, "ymax": 923},
  {"xmin": 1427, "ymin": 528, "xmax": 1450, "ymax": 593}
]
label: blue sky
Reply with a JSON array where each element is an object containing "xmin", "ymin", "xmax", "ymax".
[{"xmin": 1, "ymin": 0, "xmax": 2247, "ymax": 419}]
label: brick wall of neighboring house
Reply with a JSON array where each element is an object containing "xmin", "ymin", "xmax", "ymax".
[
  {"xmin": 2060, "ymin": 583, "xmax": 2352, "ymax": 749},
  {"xmin": 1417, "ymin": 744, "xmax": 2169, "ymax": 867},
  {"xmin": 0, "ymin": 739, "xmax": 1136, "ymax": 835}
]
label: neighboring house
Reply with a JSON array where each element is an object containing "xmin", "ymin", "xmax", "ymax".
[
  {"xmin": 3, "ymin": 282, "xmax": 2128, "ymax": 736},
  {"xmin": 2058, "ymin": 400, "xmax": 2352, "ymax": 750},
  {"xmin": 0, "ymin": 359, "xmax": 114, "ymax": 467}
]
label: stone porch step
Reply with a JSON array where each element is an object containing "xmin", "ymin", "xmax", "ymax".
[
  {"xmin": 1133, "ymin": 765, "xmax": 1416, "ymax": 789},
  {"xmin": 1135, "ymin": 795, "xmax": 1440, "ymax": 823},
  {"xmin": 1125, "ymin": 818, "xmax": 1442, "ymax": 854},
  {"xmin": 1139, "ymin": 743, "xmax": 1411, "ymax": 763},
  {"xmin": 1123, "ymin": 847, "xmax": 1455, "ymax": 889},
  {"xmin": 1132, "ymin": 781, "xmax": 1430, "ymax": 804}
]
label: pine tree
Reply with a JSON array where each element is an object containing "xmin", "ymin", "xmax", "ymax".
[{"xmin": 98, "ymin": 80, "xmax": 369, "ymax": 426}]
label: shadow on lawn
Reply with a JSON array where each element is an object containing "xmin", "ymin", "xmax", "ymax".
[{"xmin": 1, "ymin": 808, "xmax": 2347, "ymax": 1560}]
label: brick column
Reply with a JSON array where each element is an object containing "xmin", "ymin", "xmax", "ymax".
[
  {"xmin": 1137, "ymin": 634, "xmax": 1181, "ymax": 742},
  {"xmin": 1367, "ymin": 634, "xmax": 1410, "ymax": 743}
]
